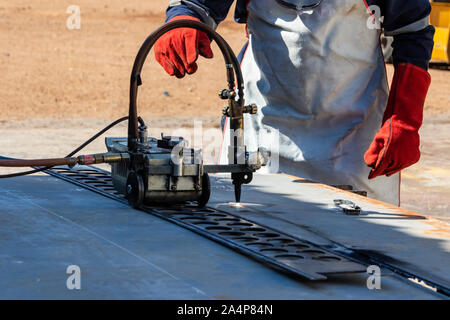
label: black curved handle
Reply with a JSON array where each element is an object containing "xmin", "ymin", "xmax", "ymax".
[{"xmin": 128, "ymin": 19, "xmax": 245, "ymax": 152}]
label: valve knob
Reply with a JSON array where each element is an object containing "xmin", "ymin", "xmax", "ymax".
[
  {"xmin": 218, "ymin": 89, "xmax": 236, "ymax": 100},
  {"xmin": 244, "ymin": 104, "xmax": 258, "ymax": 114}
]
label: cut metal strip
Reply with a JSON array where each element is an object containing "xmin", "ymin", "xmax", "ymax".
[{"xmin": 42, "ymin": 165, "xmax": 367, "ymax": 281}]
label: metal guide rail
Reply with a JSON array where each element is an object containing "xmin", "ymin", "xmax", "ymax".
[{"xmin": 42, "ymin": 165, "xmax": 368, "ymax": 281}]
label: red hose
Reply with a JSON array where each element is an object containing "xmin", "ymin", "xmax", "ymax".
[{"xmin": 0, "ymin": 157, "xmax": 77, "ymax": 167}]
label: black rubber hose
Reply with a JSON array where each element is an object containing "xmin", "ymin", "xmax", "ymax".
[{"xmin": 127, "ymin": 19, "xmax": 244, "ymax": 152}]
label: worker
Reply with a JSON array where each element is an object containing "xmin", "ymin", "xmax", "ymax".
[{"xmin": 154, "ymin": 0, "xmax": 434, "ymax": 205}]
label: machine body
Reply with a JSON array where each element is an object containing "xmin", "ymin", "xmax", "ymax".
[
  {"xmin": 106, "ymin": 133, "xmax": 210, "ymax": 208},
  {"xmin": 118, "ymin": 20, "xmax": 268, "ymax": 208}
]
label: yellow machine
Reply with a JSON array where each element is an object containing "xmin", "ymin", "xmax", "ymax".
[{"xmin": 431, "ymin": 0, "xmax": 450, "ymax": 63}]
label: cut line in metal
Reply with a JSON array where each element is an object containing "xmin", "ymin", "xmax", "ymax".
[{"xmin": 41, "ymin": 165, "xmax": 368, "ymax": 281}]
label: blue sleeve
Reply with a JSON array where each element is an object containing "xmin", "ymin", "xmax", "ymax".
[
  {"xmin": 391, "ymin": 26, "xmax": 435, "ymax": 71},
  {"xmin": 368, "ymin": 0, "xmax": 435, "ymax": 70},
  {"xmin": 166, "ymin": 1, "xmax": 235, "ymax": 24}
]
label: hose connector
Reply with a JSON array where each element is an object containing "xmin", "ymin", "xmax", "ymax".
[{"xmin": 77, "ymin": 153, "xmax": 130, "ymax": 165}]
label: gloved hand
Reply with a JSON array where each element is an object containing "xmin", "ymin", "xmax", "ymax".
[
  {"xmin": 154, "ymin": 15, "xmax": 213, "ymax": 78},
  {"xmin": 364, "ymin": 63, "xmax": 431, "ymax": 179}
]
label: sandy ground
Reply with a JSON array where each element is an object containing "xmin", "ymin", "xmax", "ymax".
[{"xmin": 1, "ymin": 1, "xmax": 449, "ymax": 219}]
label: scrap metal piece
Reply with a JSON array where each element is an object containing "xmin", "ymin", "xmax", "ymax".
[
  {"xmin": 334, "ymin": 199, "xmax": 362, "ymax": 216},
  {"xmin": 43, "ymin": 166, "xmax": 368, "ymax": 281}
]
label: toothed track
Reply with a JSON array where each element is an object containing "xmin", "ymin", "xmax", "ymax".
[{"xmin": 42, "ymin": 165, "xmax": 367, "ymax": 281}]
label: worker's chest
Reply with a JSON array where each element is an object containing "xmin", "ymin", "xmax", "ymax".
[{"xmin": 247, "ymin": 0, "xmax": 377, "ymax": 55}]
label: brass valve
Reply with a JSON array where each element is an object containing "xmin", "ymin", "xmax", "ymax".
[
  {"xmin": 222, "ymin": 103, "xmax": 258, "ymax": 117},
  {"xmin": 244, "ymin": 104, "xmax": 258, "ymax": 115},
  {"xmin": 218, "ymin": 89, "xmax": 236, "ymax": 100}
]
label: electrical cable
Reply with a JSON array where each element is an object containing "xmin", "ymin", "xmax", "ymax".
[{"xmin": 0, "ymin": 116, "xmax": 144, "ymax": 178}]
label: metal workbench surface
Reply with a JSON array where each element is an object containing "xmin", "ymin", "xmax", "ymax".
[{"xmin": 0, "ymin": 173, "xmax": 447, "ymax": 299}]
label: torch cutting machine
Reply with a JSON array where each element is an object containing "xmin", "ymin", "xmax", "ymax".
[
  {"xmin": 0, "ymin": 20, "xmax": 269, "ymax": 208},
  {"xmin": 114, "ymin": 20, "xmax": 269, "ymax": 208}
]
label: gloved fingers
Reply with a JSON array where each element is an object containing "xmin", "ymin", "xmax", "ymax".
[
  {"xmin": 183, "ymin": 29, "xmax": 199, "ymax": 65},
  {"xmin": 166, "ymin": 60, "xmax": 181, "ymax": 77},
  {"xmin": 368, "ymin": 151, "xmax": 391, "ymax": 179},
  {"xmin": 153, "ymin": 17, "xmax": 210, "ymax": 78},
  {"xmin": 198, "ymin": 32, "xmax": 214, "ymax": 59},
  {"xmin": 164, "ymin": 15, "xmax": 204, "ymax": 75},
  {"xmin": 375, "ymin": 160, "xmax": 403, "ymax": 177},
  {"xmin": 154, "ymin": 34, "xmax": 180, "ymax": 77},
  {"xmin": 167, "ymin": 42, "xmax": 187, "ymax": 78},
  {"xmin": 154, "ymin": 48, "xmax": 176, "ymax": 76},
  {"xmin": 185, "ymin": 61, "xmax": 198, "ymax": 75},
  {"xmin": 182, "ymin": 35, "xmax": 199, "ymax": 74},
  {"xmin": 381, "ymin": 147, "xmax": 406, "ymax": 177},
  {"xmin": 385, "ymin": 153, "xmax": 420, "ymax": 177},
  {"xmin": 364, "ymin": 136, "xmax": 385, "ymax": 168},
  {"xmin": 154, "ymin": 30, "xmax": 189, "ymax": 78},
  {"xmin": 370, "ymin": 145, "xmax": 407, "ymax": 178},
  {"xmin": 182, "ymin": 30, "xmax": 212, "ymax": 74},
  {"xmin": 365, "ymin": 119, "xmax": 394, "ymax": 179},
  {"xmin": 367, "ymin": 132, "xmax": 422, "ymax": 179},
  {"xmin": 167, "ymin": 29, "xmax": 197, "ymax": 75}
]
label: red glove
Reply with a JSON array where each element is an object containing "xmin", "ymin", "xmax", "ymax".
[
  {"xmin": 364, "ymin": 63, "xmax": 431, "ymax": 179},
  {"xmin": 154, "ymin": 15, "xmax": 213, "ymax": 78}
]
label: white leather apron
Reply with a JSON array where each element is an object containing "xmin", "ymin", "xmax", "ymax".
[{"xmin": 219, "ymin": 0, "xmax": 399, "ymax": 205}]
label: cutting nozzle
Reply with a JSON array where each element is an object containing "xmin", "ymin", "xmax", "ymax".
[{"xmin": 234, "ymin": 183, "xmax": 242, "ymax": 203}]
